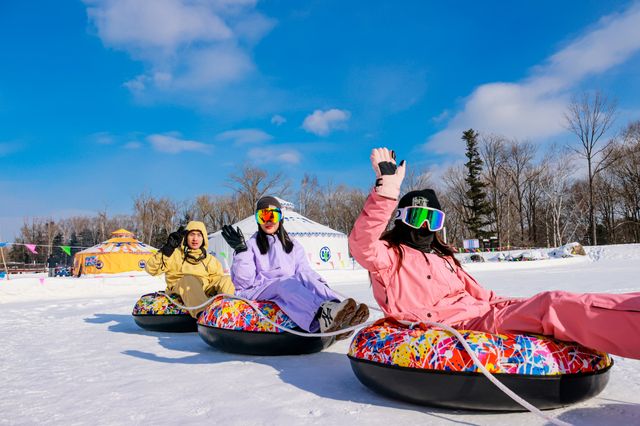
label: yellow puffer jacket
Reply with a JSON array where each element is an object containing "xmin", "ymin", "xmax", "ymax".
[{"xmin": 145, "ymin": 221, "xmax": 234, "ymax": 295}]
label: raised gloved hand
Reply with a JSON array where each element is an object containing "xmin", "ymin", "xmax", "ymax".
[
  {"xmin": 370, "ymin": 147, "xmax": 406, "ymax": 200},
  {"xmin": 221, "ymin": 225, "xmax": 247, "ymax": 254},
  {"xmin": 160, "ymin": 226, "xmax": 186, "ymax": 257}
]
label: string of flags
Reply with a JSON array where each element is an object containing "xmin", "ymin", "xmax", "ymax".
[{"xmin": 0, "ymin": 242, "xmax": 91, "ymax": 256}]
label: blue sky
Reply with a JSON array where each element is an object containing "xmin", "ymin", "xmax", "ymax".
[{"xmin": 2, "ymin": 0, "xmax": 640, "ymax": 240}]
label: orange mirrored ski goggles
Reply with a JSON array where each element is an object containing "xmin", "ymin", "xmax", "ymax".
[{"xmin": 255, "ymin": 208, "xmax": 283, "ymax": 224}]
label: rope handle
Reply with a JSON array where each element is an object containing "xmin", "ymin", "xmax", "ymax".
[
  {"xmin": 403, "ymin": 320, "xmax": 572, "ymax": 426},
  {"xmin": 158, "ymin": 292, "xmax": 376, "ymax": 338}
]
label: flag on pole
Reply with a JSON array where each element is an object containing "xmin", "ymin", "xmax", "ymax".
[
  {"xmin": 25, "ymin": 244, "xmax": 38, "ymax": 254},
  {"xmin": 60, "ymin": 246, "xmax": 71, "ymax": 256},
  {"xmin": 0, "ymin": 242, "xmax": 7, "ymax": 248}
]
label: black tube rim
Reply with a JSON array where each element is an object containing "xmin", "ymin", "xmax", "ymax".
[
  {"xmin": 132, "ymin": 313, "xmax": 191, "ymax": 317},
  {"xmin": 347, "ymin": 354, "xmax": 614, "ymax": 379}
]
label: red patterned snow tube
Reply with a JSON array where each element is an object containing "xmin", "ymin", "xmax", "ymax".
[
  {"xmin": 348, "ymin": 319, "xmax": 612, "ymax": 411},
  {"xmin": 198, "ymin": 296, "xmax": 299, "ymax": 332},
  {"xmin": 197, "ymin": 296, "xmax": 333, "ymax": 355}
]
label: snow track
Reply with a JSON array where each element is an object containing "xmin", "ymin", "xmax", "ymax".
[{"xmin": 2, "ymin": 245, "xmax": 640, "ymax": 425}]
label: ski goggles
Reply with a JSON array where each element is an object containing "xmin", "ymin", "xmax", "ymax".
[
  {"xmin": 395, "ymin": 206, "xmax": 445, "ymax": 231},
  {"xmin": 255, "ymin": 208, "xmax": 283, "ymax": 224}
]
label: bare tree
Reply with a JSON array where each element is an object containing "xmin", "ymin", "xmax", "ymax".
[
  {"xmin": 524, "ymin": 162, "xmax": 547, "ymax": 244},
  {"xmin": 298, "ymin": 174, "xmax": 321, "ymax": 217},
  {"xmin": 480, "ymin": 134, "xmax": 509, "ymax": 243},
  {"xmin": 602, "ymin": 121, "xmax": 640, "ymax": 242},
  {"xmin": 503, "ymin": 140, "xmax": 537, "ymax": 245},
  {"xmin": 96, "ymin": 209, "xmax": 108, "ymax": 242},
  {"xmin": 188, "ymin": 194, "xmax": 246, "ymax": 232},
  {"xmin": 133, "ymin": 192, "xmax": 155, "ymax": 243},
  {"xmin": 564, "ymin": 91, "xmax": 617, "ymax": 245},
  {"xmin": 594, "ymin": 173, "xmax": 618, "ymax": 243},
  {"xmin": 319, "ymin": 185, "xmax": 367, "ymax": 234},
  {"xmin": 190, "ymin": 195, "xmax": 216, "ymax": 230},
  {"xmin": 441, "ymin": 165, "xmax": 470, "ymax": 245},
  {"xmin": 132, "ymin": 193, "xmax": 178, "ymax": 246},
  {"xmin": 402, "ymin": 166, "xmax": 433, "ymax": 193},
  {"xmin": 537, "ymin": 149, "xmax": 576, "ymax": 246},
  {"xmin": 227, "ymin": 165, "xmax": 288, "ymax": 216},
  {"xmin": 44, "ymin": 219, "xmax": 59, "ymax": 258}
]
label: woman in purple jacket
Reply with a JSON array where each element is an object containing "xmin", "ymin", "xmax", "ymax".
[{"xmin": 222, "ymin": 196, "xmax": 369, "ymax": 336}]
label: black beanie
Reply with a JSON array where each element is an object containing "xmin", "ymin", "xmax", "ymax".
[
  {"xmin": 256, "ymin": 196, "xmax": 282, "ymax": 211},
  {"xmin": 398, "ymin": 189, "xmax": 442, "ymax": 211}
]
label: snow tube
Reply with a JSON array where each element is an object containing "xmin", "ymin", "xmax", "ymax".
[
  {"xmin": 348, "ymin": 320, "xmax": 612, "ymax": 411},
  {"xmin": 198, "ymin": 296, "xmax": 332, "ymax": 355},
  {"xmin": 132, "ymin": 292, "xmax": 197, "ymax": 332}
]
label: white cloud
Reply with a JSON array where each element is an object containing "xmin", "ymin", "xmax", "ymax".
[
  {"xmin": 84, "ymin": 0, "xmax": 275, "ymax": 100},
  {"xmin": 147, "ymin": 133, "xmax": 211, "ymax": 154},
  {"xmin": 302, "ymin": 109, "xmax": 351, "ymax": 136},
  {"xmin": 431, "ymin": 110, "xmax": 450, "ymax": 123},
  {"xmin": 248, "ymin": 147, "xmax": 301, "ymax": 164},
  {"xmin": 425, "ymin": 3, "xmax": 640, "ymax": 155},
  {"xmin": 124, "ymin": 141, "xmax": 142, "ymax": 149},
  {"xmin": 271, "ymin": 114, "xmax": 286, "ymax": 126},
  {"xmin": 215, "ymin": 128, "xmax": 273, "ymax": 144},
  {"xmin": 86, "ymin": 0, "xmax": 233, "ymax": 51}
]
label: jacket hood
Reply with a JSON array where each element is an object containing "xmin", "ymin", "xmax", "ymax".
[{"xmin": 184, "ymin": 221, "xmax": 209, "ymax": 250}]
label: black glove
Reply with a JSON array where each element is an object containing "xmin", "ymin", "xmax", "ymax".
[
  {"xmin": 221, "ymin": 225, "xmax": 247, "ymax": 254},
  {"xmin": 160, "ymin": 226, "xmax": 186, "ymax": 257},
  {"xmin": 378, "ymin": 150, "xmax": 397, "ymax": 175}
]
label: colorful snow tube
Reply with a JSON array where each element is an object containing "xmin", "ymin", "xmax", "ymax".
[
  {"xmin": 348, "ymin": 321, "xmax": 612, "ymax": 411},
  {"xmin": 198, "ymin": 296, "xmax": 332, "ymax": 355},
  {"xmin": 132, "ymin": 292, "xmax": 197, "ymax": 332}
]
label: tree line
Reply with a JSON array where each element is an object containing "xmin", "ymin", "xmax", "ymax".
[
  {"xmin": 448, "ymin": 92, "xmax": 639, "ymax": 248},
  {"xmin": 7, "ymin": 91, "xmax": 640, "ymax": 265},
  {"xmin": 7, "ymin": 167, "xmax": 367, "ymax": 265}
]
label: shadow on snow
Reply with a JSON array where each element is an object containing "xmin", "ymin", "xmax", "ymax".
[{"xmin": 84, "ymin": 312, "xmax": 482, "ymax": 424}]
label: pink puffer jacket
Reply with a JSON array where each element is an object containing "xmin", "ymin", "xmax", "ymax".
[{"xmin": 349, "ymin": 190, "xmax": 502, "ymax": 325}]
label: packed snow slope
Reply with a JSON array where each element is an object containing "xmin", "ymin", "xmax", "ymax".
[{"xmin": 2, "ymin": 244, "xmax": 640, "ymax": 425}]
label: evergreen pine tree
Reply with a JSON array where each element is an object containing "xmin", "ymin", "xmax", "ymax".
[
  {"xmin": 68, "ymin": 232, "xmax": 80, "ymax": 267},
  {"xmin": 52, "ymin": 232, "xmax": 64, "ymax": 265},
  {"xmin": 462, "ymin": 129, "xmax": 492, "ymax": 239}
]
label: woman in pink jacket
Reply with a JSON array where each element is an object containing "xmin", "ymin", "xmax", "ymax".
[{"xmin": 348, "ymin": 147, "xmax": 640, "ymax": 359}]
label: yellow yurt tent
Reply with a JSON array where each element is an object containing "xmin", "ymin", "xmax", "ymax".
[{"xmin": 73, "ymin": 229, "xmax": 156, "ymax": 276}]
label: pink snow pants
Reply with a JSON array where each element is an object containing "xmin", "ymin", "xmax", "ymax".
[{"xmin": 457, "ymin": 291, "xmax": 640, "ymax": 359}]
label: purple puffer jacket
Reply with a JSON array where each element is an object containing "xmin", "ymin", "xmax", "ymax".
[{"xmin": 230, "ymin": 233, "xmax": 327, "ymax": 299}]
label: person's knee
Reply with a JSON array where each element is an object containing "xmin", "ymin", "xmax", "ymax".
[
  {"xmin": 206, "ymin": 275, "xmax": 234, "ymax": 295},
  {"xmin": 538, "ymin": 290, "xmax": 568, "ymax": 305},
  {"xmin": 220, "ymin": 276, "xmax": 235, "ymax": 294},
  {"xmin": 278, "ymin": 277, "xmax": 303, "ymax": 292},
  {"xmin": 180, "ymin": 274, "xmax": 203, "ymax": 283}
]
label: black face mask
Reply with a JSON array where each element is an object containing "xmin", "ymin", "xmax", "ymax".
[{"xmin": 395, "ymin": 221, "xmax": 434, "ymax": 252}]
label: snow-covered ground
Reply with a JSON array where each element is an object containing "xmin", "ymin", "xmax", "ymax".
[{"xmin": 2, "ymin": 244, "xmax": 640, "ymax": 425}]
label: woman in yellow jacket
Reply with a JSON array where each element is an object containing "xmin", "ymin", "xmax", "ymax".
[{"xmin": 145, "ymin": 221, "xmax": 234, "ymax": 317}]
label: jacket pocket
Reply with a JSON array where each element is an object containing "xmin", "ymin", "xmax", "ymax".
[{"xmin": 588, "ymin": 294, "xmax": 640, "ymax": 312}]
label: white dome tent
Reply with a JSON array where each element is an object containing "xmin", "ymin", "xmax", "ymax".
[{"xmin": 208, "ymin": 197, "xmax": 351, "ymax": 271}]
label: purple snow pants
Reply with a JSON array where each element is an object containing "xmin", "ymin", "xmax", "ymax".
[{"xmin": 255, "ymin": 276, "xmax": 340, "ymax": 332}]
